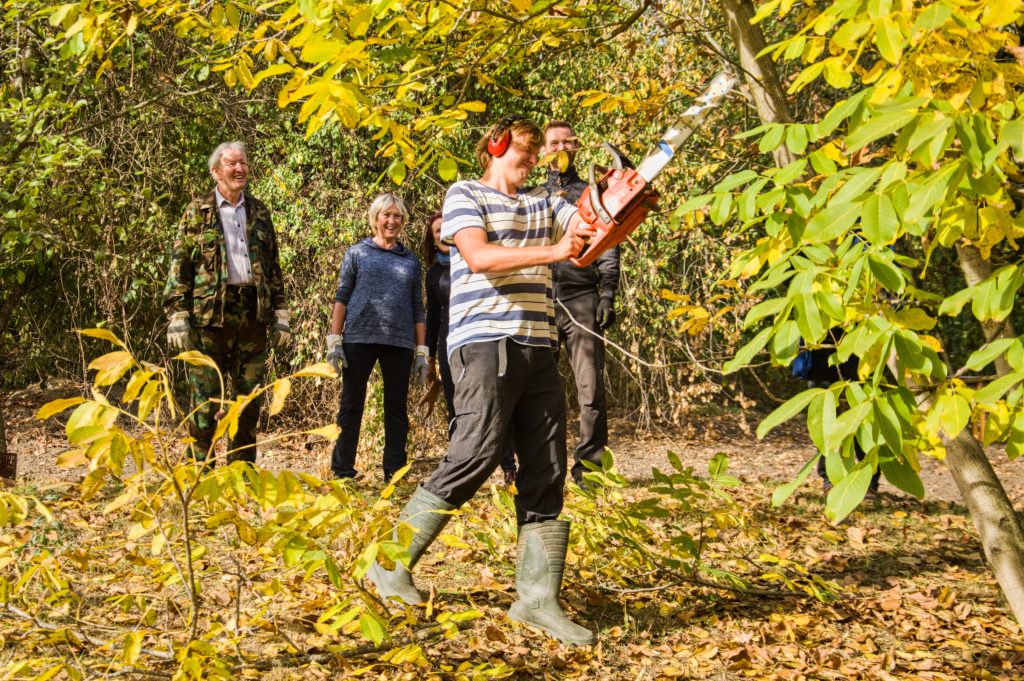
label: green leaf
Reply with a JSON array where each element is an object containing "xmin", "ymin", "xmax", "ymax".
[
  {"xmin": 874, "ymin": 398, "xmax": 904, "ymax": 454},
  {"xmin": 825, "ymin": 461, "xmax": 875, "ymax": 524},
  {"xmin": 772, "ymin": 319, "xmax": 802, "ymax": 362},
  {"xmin": 359, "ymin": 612, "xmax": 385, "ymax": 646},
  {"xmin": 772, "ymin": 454, "xmax": 819, "ymax": 507},
  {"xmin": 846, "ymin": 107, "xmax": 919, "ymax": 151},
  {"xmin": 354, "ymin": 541, "xmax": 378, "ymax": 580},
  {"xmin": 868, "ymin": 254, "xmax": 904, "ymax": 292},
  {"xmin": 832, "ymin": 167, "xmax": 883, "ymax": 206},
  {"xmin": 880, "ymin": 453, "xmax": 924, "ymax": 498},
  {"xmin": 859, "ymin": 193, "xmax": 899, "ymax": 245},
  {"xmin": 803, "ymin": 200, "xmax": 860, "ymax": 244},
  {"xmin": 744, "ymin": 297, "xmax": 788, "ymax": 330},
  {"xmin": 938, "ymin": 286, "xmax": 973, "ymax": 317},
  {"xmin": 437, "ymin": 157, "xmax": 458, "ymax": 182},
  {"xmin": 965, "ymin": 338, "xmax": 1018, "ymax": 372},
  {"xmin": 758, "ymin": 124, "xmax": 786, "ymax": 153},
  {"xmin": 874, "ymin": 16, "xmax": 904, "ymax": 64},
  {"xmin": 707, "ymin": 452, "xmax": 729, "ymax": 480},
  {"xmin": 387, "ymin": 159, "xmax": 406, "ymax": 186},
  {"xmin": 974, "ymin": 373, "xmax": 1024, "ymax": 405},
  {"xmin": 722, "ymin": 327, "xmax": 773, "ymax": 374},
  {"xmin": 757, "ymin": 388, "xmax": 821, "ymax": 439},
  {"xmin": 937, "ymin": 393, "xmax": 971, "ymax": 437}
]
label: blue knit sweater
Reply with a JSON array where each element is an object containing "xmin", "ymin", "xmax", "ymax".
[{"xmin": 334, "ymin": 238, "xmax": 425, "ymax": 349}]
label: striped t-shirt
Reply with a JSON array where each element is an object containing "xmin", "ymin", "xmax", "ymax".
[{"xmin": 442, "ymin": 180, "xmax": 577, "ymax": 356}]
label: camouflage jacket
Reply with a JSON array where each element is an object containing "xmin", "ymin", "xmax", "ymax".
[{"xmin": 162, "ymin": 190, "xmax": 286, "ymax": 328}]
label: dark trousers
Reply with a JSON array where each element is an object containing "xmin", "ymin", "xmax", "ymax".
[
  {"xmin": 424, "ymin": 339, "xmax": 567, "ymax": 525},
  {"xmin": 331, "ymin": 343, "xmax": 413, "ymax": 479},
  {"xmin": 188, "ymin": 286, "xmax": 268, "ymax": 464},
  {"xmin": 555, "ymin": 293, "xmax": 609, "ymax": 480},
  {"xmin": 440, "ymin": 341, "xmax": 516, "ymax": 473}
]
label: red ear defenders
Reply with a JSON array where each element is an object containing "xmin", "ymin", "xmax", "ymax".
[{"xmin": 487, "ymin": 115, "xmax": 527, "ymax": 157}]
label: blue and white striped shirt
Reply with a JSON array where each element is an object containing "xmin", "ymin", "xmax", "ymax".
[{"xmin": 441, "ymin": 180, "xmax": 577, "ymax": 356}]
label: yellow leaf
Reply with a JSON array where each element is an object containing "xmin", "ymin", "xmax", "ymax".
[
  {"xmin": 457, "ymin": 100, "xmax": 486, "ymax": 112},
  {"xmin": 270, "ymin": 378, "xmax": 291, "ymax": 416},
  {"xmin": 510, "ymin": 0, "xmax": 531, "ymax": 12},
  {"xmin": 174, "ymin": 351, "xmax": 220, "ymax": 372},
  {"xmin": 307, "ymin": 424, "xmax": 341, "ymax": 440},
  {"xmin": 78, "ymin": 327, "xmax": 126, "ymax": 348},
  {"xmin": 36, "ymin": 397, "xmax": 87, "ymax": 420},
  {"xmin": 348, "ymin": 4, "xmax": 373, "ymax": 37},
  {"xmin": 89, "ymin": 351, "xmax": 136, "ymax": 386},
  {"xmin": 55, "ymin": 449, "xmax": 88, "ymax": 467},
  {"xmin": 293, "ymin": 362, "xmax": 336, "ymax": 378}
]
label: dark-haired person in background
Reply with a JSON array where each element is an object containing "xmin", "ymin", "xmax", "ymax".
[
  {"xmin": 422, "ymin": 210, "xmax": 517, "ymax": 485},
  {"xmin": 543, "ymin": 120, "xmax": 620, "ymax": 485}
]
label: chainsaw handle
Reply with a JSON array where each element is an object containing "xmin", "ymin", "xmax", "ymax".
[{"xmin": 587, "ymin": 162, "xmax": 613, "ymax": 225}]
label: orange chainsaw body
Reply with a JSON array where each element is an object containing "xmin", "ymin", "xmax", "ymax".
[{"xmin": 571, "ymin": 166, "xmax": 659, "ymax": 268}]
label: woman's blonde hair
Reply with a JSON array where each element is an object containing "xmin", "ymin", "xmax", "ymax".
[{"xmin": 367, "ymin": 192, "xmax": 409, "ymax": 229}]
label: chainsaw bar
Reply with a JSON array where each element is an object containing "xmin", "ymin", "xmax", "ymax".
[{"xmin": 635, "ymin": 71, "xmax": 739, "ymax": 184}]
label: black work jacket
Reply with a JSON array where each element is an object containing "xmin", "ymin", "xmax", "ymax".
[{"xmin": 544, "ymin": 168, "xmax": 620, "ymax": 303}]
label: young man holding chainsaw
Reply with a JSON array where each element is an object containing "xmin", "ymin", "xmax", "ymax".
[
  {"xmin": 543, "ymin": 120, "xmax": 620, "ymax": 486},
  {"xmin": 368, "ymin": 116, "xmax": 598, "ymax": 646}
]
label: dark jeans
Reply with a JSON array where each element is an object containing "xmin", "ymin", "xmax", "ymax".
[
  {"xmin": 424, "ymin": 339, "xmax": 567, "ymax": 525},
  {"xmin": 555, "ymin": 292, "xmax": 609, "ymax": 481},
  {"xmin": 440, "ymin": 342, "xmax": 515, "ymax": 473},
  {"xmin": 332, "ymin": 343, "xmax": 412, "ymax": 479}
]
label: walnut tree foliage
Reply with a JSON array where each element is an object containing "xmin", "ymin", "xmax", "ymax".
[{"xmin": 676, "ymin": 0, "xmax": 1024, "ymax": 522}]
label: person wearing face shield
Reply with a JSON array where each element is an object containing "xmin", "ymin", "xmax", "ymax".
[{"xmin": 163, "ymin": 141, "xmax": 290, "ymax": 466}]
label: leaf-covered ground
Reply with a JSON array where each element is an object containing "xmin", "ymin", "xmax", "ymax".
[{"xmin": 3, "ymin": 386, "xmax": 1024, "ymax": 679}]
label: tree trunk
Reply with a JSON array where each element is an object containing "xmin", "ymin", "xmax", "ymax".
[
  {"xmin": 944, "ymin": 430, "xmax": 1024, "ymax": 625},
  {"xmin": 936, "ymin": 245, "xmax": 1024, "ymax": 624},
  {"xmin": 718, "ymin": 0, "xmax": 796, "ymax": 167},
  {"xmin": 956, "ymin": 243, "xmax": 1016, "ymax": 375}
]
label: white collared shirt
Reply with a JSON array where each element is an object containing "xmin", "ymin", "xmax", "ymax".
[{"xmin": 215, "ymin": 189, "xmax": 254, "ymax": 285}]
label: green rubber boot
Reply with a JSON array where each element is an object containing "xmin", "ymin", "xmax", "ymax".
[
  {"xmin": 507, "ymin": 520, "xmax": 596, "ymax": 646},
  {"xmin": 368, "ymin": 486, "xmax": 455, "ymax": 606}
]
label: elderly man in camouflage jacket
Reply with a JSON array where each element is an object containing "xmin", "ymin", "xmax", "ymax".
[{"xmin": 163, "ymin": 141, "xmax": 290, "ymax": 464}]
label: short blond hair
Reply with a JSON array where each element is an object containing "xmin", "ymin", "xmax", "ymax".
[{"xmin": 367, "ymin": 192, "xmax": 408, "ymax": 229}]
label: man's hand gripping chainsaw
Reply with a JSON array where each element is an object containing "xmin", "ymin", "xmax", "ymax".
[{"xmin": 571, "ymin": 71, "xmax": 739, "ymax": 267}]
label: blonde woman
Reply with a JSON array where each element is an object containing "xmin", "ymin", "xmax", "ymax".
[{"xmin": 325, "ymin": 193, "xmax": 428, "ymax": 482}]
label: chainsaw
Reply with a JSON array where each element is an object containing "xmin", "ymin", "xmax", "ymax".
[{"xmin": 572, "ymin": 71, "xmax": 739, "ymax": 267}]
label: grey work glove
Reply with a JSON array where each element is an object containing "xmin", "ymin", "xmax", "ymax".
[
  {"xmin": 167, "ymin": 311, "xmax": 194, "ymax": 353},
  {"xmin": 326, "ymin": 334, "xmax": 347, "ymax": 375},
  {"xmin": 272, "ymin": 309, "xmax": 292, "ymax": 349},
  {"xmin": 414, "ymin": 345, "xmax": 430, "ymax": 386},
  {"xmin": 596, "ymin": 297, "xmax": 616, "ymax": 330}
]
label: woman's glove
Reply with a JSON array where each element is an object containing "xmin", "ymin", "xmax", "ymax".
[
  {"xmin": 326, "ymin": 334, "xmax": 347, "ymax": 375},
  {"xmin": 414, "ymin": 345, "xmax": 430, "ymax": 385}
]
